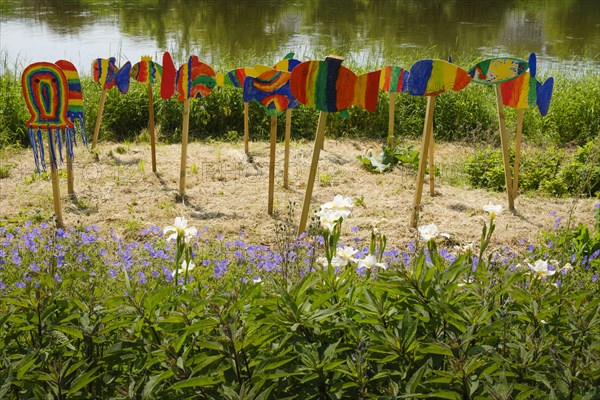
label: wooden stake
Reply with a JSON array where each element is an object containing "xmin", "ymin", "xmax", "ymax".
[
  {"xmin": 91, "ymin": 89, "xmax": 107, "ymax": 150},
  {"xmin": 410, "ymin": 96, "xmax": 436, "ymax": 228},
  {"xmin": 284, "ymin": 109, "xmax": 292, "ymax": 188},
  {"xmin": 495, "ymin": 85, "xmax": 515, "ymax": 212},
  {"xmin": 513, "ymin": 109, "xmax": 524, "ymax": 198},
  {"xmin": 48, "ymin": 133, "xmax": 64, "ymax": 228},
  {"xmin": 298, "ymin": 111, "xmax": 328, "ymax": 235},
  {"xmin": 66, "ymin": 149, "xmax": 74, "ymax": 196},
  {"xmin": 148, "ymin": 84, "xmax": 157, "ymax": 173},
  {"xmin": 179, "ymin": 99, "xmax": 191, "ymax": 198},
  {"xmin": 244, "ymin": 102, "xmax": 250, "ymax": 154},
  {"xmin": 387, "ymin": 92, "xmax": 396, "ymax": 146},
  {"xmin": 428, "ymin": 119, "xmax": 435, "ymax": 196},
  {"xmin": 268, "ymin": 115, "xmax": 278, "ymax": 215}
]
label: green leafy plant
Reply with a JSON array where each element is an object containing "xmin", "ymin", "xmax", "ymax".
[{"xmin": 358, "ymin": 145, "xmax": 420, "ymax": 173}]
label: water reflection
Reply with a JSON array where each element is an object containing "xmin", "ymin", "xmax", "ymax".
[{"xmin": 1, "ymin": 0, "xmax": 598, "ymax": 73}]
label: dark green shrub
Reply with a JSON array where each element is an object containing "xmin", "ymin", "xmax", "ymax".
[
  {"xmin": 465, "ymin": 146, "xmax": 508, "ymax": 191},
  {"xmin": 466, "ymin": 145, "xmax": 567, "ymax": 195},
  {"xmin": 557, "ymin": 138, "xmax": 600, "ymax": 197},
  {"xmin": 0, "ymin": 67, "xmax": 28, "ymax": 148}
]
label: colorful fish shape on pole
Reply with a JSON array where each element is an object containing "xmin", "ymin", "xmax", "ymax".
[
  {"xmin": 500, "ymin": 53, "xmax": 554, "ymax": 116},
  {"xmin": 217, "ymin": 64, "xmax": 272, "ymax": 88},
  {"xmin": 176, "ymin": 56, "xmax": 217, "ymax": 102},
  {"xmin": 160, "ymin": 52, "xmax": 178, "ymax": 99},
  {"xmin": 379, "ymin": 65, "xmax": 409, "ymax": 93},
  {"xmin": 407, "ymin": 59, "xmax": 471, "ymax": 96},
  {"xmin": 21, "ymin": 62, "xmax": 75, "ymax": 172},
  {"xmin": 54, "ymin": 59, "xmax": 87, "ymax": 145},
  {"xmin": 468, "ymin": 57, "xmax": 529, "ymax": 85},
  {"xmin": 91, "ymin": 57, "xmax": 131, "ymax": 94},
  {"xmin": 243, "ymin": 68, "xmax": 299, "ymax": 116},
  {"xmin": 159, "ymin": 53, "xmax": 217, "ymax": 101},
  {"xmin": 131, "ymin": 56, "xmax": 162, "ymax": 84},
  {"xmin": 290, "ymin": 56, "xmax": 381, "ymax": 113},
  {"xmin": 273, "ymin": 52, "xmax": 302, "ymax": 73}
]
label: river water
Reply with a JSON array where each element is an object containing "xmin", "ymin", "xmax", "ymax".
[{"xmin": 1, "ymin": 0, "xmax": 598, "ymax": 74}]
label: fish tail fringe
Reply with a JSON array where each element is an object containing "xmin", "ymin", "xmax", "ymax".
[
  {"xmin": 47, "ymin": 127, "xmax": 58, "ymax": 170},
  {"xmin": 37, "ymin": 128, "xmax": 47, "ymax": 172},
  {"xmin": 57, "ymin": 128, "xmax": 64, "ymax": 164}
]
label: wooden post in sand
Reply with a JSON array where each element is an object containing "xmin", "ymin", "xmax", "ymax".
[
  {"xmin": 179, "ymin": 99, "xmax": 191, "ymax": 198},
  {"xmin": 91, "ymin": 89, "xmax": 107, "ymax": 150},
  {"xmin": 268, "ymin": 115, "xmax": 277, "ymax": 215},
  {"xmin": 410, "ymin": 96, "xmax": 436, "ymax": 228},
  {"xmin": 428, "ymin": 119, "xmax": 435, "ymax": 196},
  {"xmin": 48, "ymin": 135, "xmax": 64, "ymax": 228},
  {"xmin": 495, "ymin": 85, "xmax": 515, "ymax": 212},
  {"xmin": 148, "ymin": 84, "xmax": 157, "ymax": 173},
  {"xmin": 387, "ymin": 92, "xmax": 396, "ymax": 146},
  {"xmin": 66, "ymin": 149, "xmax": 74, "ymax": 196},
  {"xmin": 512, "ymin": 109, "xmax": 524, "ymax": 199},
  {"xmin": 298, "ymin": 111, "xmax": 328, "ymax": 235},
  {"xmin": 284, "ymin": 109, "xmax": 292, "ymax": 188},
  {"xmin": 244, "ymin": 102, "xmax": 250, "ymax": 154}
]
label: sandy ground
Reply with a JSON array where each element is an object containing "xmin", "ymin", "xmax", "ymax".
[{"xmin": 0, "ymin": 139, "xmax": 596, "ymax": 250}]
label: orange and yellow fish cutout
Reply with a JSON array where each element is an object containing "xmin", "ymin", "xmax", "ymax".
[{"xmin": 500, "ymin": 53, "xmax": 553, "ymax": 116}]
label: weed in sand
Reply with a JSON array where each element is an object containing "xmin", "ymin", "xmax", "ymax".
[
  {"xmin": 0, "ymin": 164, "xmax": 11, "ymax": 179},
  {"xmin": 319, "ymin": 173, "xmax": 332, "ymax": 187}
]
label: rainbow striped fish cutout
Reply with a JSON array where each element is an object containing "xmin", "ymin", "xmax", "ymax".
[
  {"xmin": 290, "ymin": 56, "xmax": 381, "ymax": 113},
  {"xmin": 243, "ymin": 68, "xmax": 299, "ymax": 116},
  {"xmin": 176, "ymin": 56, "xmax": 216, "ymax": 102},
  {"xmin": 21, "ymin": 62, "xmax": 75, "ymax": 172},
  {"xmin": 55, "ymin": 60, "xmax": 87, "ymax": 146},
  {"xmin": 407, "ymin": 59, "xmax": 471, "ymax": 96},
  {"xmin": 500, "ymin": 53, "xmax": 554, "ymax": 116},
  {"xmin": 379, "ymin": 65, "xmax": 409, "ymax": 93},
  {"xmin": 468, "ymin": 57, "xmax": 529, "ymax": 85},
  {"xmin": 92, "ymin": 57, "xmax": 131, "ymax": 94},
  {"xmin": 131, "ymin": 56, "xmax": 162, "ymax": 84}
]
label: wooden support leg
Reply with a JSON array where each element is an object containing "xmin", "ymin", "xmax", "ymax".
[
  {"xmin": 513, "ymin": 109, "xmax": 524, "ymax": 199},
  {"xmin": 495, "ymin": 85, "xmax": 515, "ymax": 212},
  {"xmin": 66, "ymin": 149, "xmax": 74, "ymax": 196},
  {"xmin": 48, "ymin": 132, "xmax": 64, "ymax": 228},
  {"xmin": 428, "ymin": 120, "xmax": 435, "ymax": 197},
  {"xmin": 387, "ymin": 92, "xmax": 396, "ymax": 147},
  {"xmin": 284, "ymin": 109, "xmax": 291, "ymax": 189},
  {"xmin": 298, "ymin": 111, "xmax": 328, "ymax": 235},
  {"xmin": 91, "ymin": 89, "xmax": 107, "ymax": 150},
  {"xmin": 179, "ymin": 99, "xmax": 191, "ymax": 199},
  {"xmin": 148, "ymin": 84, "xmax": 157, "ymax": 173},
  {"xmin": 410, "ymin": 96, "xmax": 436, "ymax": 228},
  {"xmin": 244, "ymin": 102, "xmax": 250, "ymax": 154},
  {"xmin": 268, "ymin": 115, "xmax": 277, "ymax": 215}
]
